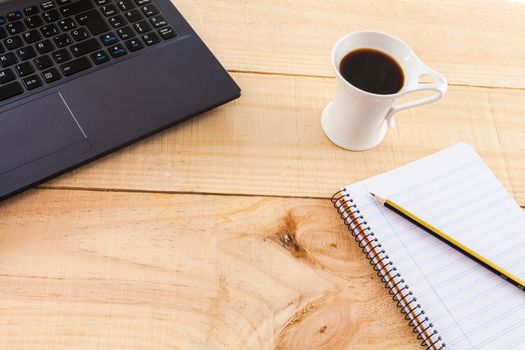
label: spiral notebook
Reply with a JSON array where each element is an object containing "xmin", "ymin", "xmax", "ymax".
[{"xmin": 331, "ymin": 143, "xmax": 525, "ymax": 349}]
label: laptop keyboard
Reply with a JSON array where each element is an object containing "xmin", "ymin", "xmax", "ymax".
[{"xmin": 0, "ymin": 0, "xmax": 178, "ymax": 103}]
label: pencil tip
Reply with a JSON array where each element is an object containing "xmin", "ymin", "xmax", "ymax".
[{"xmin": 370, "ymin": 193, "xmax": 386, "ymax": 206}]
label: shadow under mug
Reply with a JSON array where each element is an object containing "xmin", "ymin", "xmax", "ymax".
[{"xmin": 321, "ymin": 31, "xmax": 448, "ymax": 151}]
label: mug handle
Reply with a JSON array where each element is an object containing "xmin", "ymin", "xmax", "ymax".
[{"xmin": 386, "ymin": 63, "xmax": 448, "ymax": 129}]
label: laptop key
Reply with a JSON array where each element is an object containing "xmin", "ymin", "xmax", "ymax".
[
  {"xmin": 76, "ymin": 10, "xmax": 110, "ymax": 35},
  {"xmin": 36, "ymin": 39, "xmax": 54, "ymax": 54},
  {"xmin": 43, "ymin": 9, "xmax": 61, "ymax": 23},
  {"xmin": 90, "ymin": 50, "xmax": 109, "ymax": 64},
  {"xmin": 42, "ymin": 67, "xmax": 61, "ymax": 83},
  {"xmin": 70, "ymin": 38, "xmax": 101, "ymax": 56},
  {"xmin": 0, "ymin": 81, "xmax": 23, "ymax": 101},
  {"xmin": 142, "ymin": 32, "xmax": 160, "ymax": 46},
  {"xmin": 41, "ymin": 1, "xmax": 55, "ymax": 10},
  {"xmin": 58, "ymin": 18, "xmax": 76, "ymax": 31},
  {"xmin": 6, "ymin": 22, "xmax": 26, "ymax": 35},
  {"xmin": 16, "ymin": 46, "xmax": 37, "ymax": 61},
  {"xmin": 125, "ymin": 37, "xmax": 143, "ymax": 51},
  {"xmin": 23, "ymin": 75, "xmax": 44, "ymax": 90},
  {"xmin": 108, "ymin": 44, "xmax": 126, "ymax": 58},
  {"xmin": 71, "ymin": 28, "xmax": 90, "ymax": 41},
  {"xmin": 25, "ymin": 15, "xmax": 44, "ymax": 28},
  {"xmin": 24, "ymin": 6, "xmax": 41, "ymax": 16},
  {"xmin": 133, "ymin": 20, "xmax": 151, "ymax": 34},
  {"xmin": 34, "ymin": 55, "xmax": 53, "ymax": 69},
  {"xmin": 41, "ymin": 24, "xmax": 60, "ymax": 37},
  {"xmin": 0, "ymin": 53, "xmax": 18, "ymax": 67},
  {"xmin": 60, "ymin": 56, "xmax": 92, "ymax": 76},
  {"xmin": 124, "ymin": 9, "xmax": 143, "ymax": 22},
  {"xmin": 134, "ymin": 0, "xmax": 151, "ymax": 5},
  {"xmin": 52, "ymin": 49, "xmax": 71, "ymax": 63},
  {"xmin": 15, "ymin": 62, "xmax": 36, "ymax": 77},
  {"xmin": 149, "ymin": 15, "xmax": 167, "ymax": 29},
  {"xmin": 141, "ymin": 4, "xmax": 158, "ymax": 17},
  {"xmin": 0, "ymin": 68, "xmax": 15, "ymax": 84},
  {"xmin": 0, "ymin": 27, "xmax": 7, "ymax": 39},
  {"xmin": 158, "ymin": 26, "xmax": 176, "ymax": 40},
  {"xmin": 5, "ymin": 37, "xmax": 24, "ymax": 50},
  {"xmin": 117, "ymin": 0, "xmax": 136, "ymax": 11},
  {"xmin": 60, "ymin": 0, "xmax": 94, "ymax": 17},
  {"xmin": 109, "ymin": 15, "xmax": 126, "ymax": 28},
  {"xmin": 53, "ymin": 33, "xmax": 72, "ymax": 47},
  {"xmin": 100, "ymin": 32, "xmax": 118, "ymax": 46},
  {"xmin": 101, "ymin": 4, "xmax": 118, "ymax": 17},
  {"xmin": 116, "ymin": 26, "xmax": 134, "ymax": 40},
  {"xmin": 23, "ymin": 29, "xmax": 43, "ymax": 44}
]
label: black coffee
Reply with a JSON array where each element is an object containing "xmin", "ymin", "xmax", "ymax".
[{"xmin": 339, "ymin": 49, "xmax": 404, "ymax": 95}]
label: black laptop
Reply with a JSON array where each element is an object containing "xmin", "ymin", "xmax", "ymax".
[{"xmin": 0, "ymin": 0, "xmax": 240, "ymax": 200}]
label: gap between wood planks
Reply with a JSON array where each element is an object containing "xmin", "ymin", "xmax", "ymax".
[
  {"xmin": 226, "ymin": 69, "xmax": 525, "ymax": 92},
  {"xmin": 37, "ymin": 185, "xmax": 525, "ymax": 210},
  {"xmin": 37, "ymin": 185, "xmax": 328, "ymax": 201}
]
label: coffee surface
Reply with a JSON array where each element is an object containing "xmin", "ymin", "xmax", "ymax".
[{"xmin": 339, "ymin": 49, "xmax": 404, "ymax": 95}]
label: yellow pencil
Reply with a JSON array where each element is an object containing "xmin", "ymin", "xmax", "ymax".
[{"xmin": 371, "ymin": 193, "xmax": 525, "ymax": 292}]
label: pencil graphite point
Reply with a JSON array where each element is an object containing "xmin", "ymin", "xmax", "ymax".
[{"xmin": 370, "ymin": 193, "xmax": 386, "ymax": 206}]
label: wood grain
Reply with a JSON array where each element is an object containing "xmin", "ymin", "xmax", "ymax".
[
  {"xmin": 44, "ymin": 72, "xmax": 525, "ymax": 205},
  {"xmin": 0, "ymin": 189, "xmax": 419, "ymax": 350},
  {"xmin": 2, "ymin": 1, "xmax": 525, "ymax": 349},
  {"xmin": 172, "ymin": 0, "xmax": 525, "ymax": 89}
]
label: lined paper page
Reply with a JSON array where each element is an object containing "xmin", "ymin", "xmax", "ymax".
[{"xmin": 346, "ymin": 144, "xmax": 525, "ymax": 349}]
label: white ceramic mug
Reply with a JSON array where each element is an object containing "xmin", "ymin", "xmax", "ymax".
[{"xmin": 321, "ymin": 31, "xmax": 448, "ymax": 151}]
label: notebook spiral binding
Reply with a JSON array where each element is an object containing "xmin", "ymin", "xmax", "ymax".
[{"xmin": 331, "ymin": 188, "xmax": 446, "ymax": 350}]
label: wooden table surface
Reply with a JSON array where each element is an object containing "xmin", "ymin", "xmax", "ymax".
[{"xmin": 2, "ymin": 1, "xmax": 525, "ymax": 349}]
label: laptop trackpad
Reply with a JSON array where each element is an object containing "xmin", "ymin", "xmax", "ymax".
[{"xmin": 0, "ymin": 93, "xmax": 89, "ymax": 175}]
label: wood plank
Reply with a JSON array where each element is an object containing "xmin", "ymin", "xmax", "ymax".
[
  {"xmin": 173, "ymin": 0, "xmax": 525, "ymax": 89},
  {"xmin": 44, "ymin": 72, "xmax": 525, "ymax": 205},
  {"xmin": 0, "ymin": 189, "xmax": 419, "ymax": 349}
]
